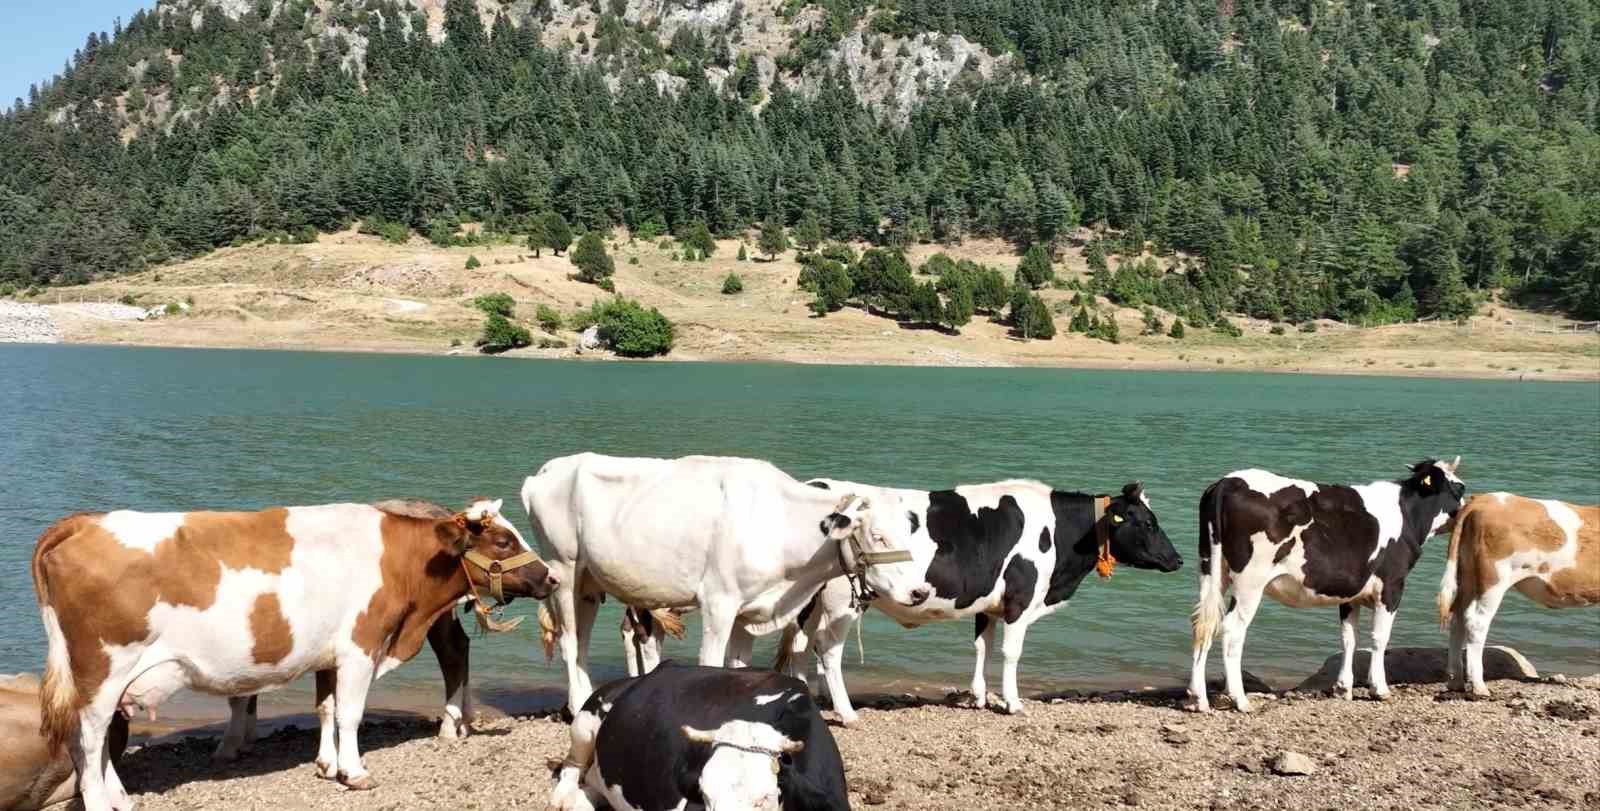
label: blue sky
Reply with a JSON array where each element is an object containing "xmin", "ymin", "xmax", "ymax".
[{"xmin": 1, "ymin": 1, "xmax": 153, "ymax": 106}]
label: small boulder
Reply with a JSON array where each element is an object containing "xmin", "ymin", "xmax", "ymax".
[
  {"xmin": 1294, "ymin": 646, "xmax": 1536, "ymax": 693},
  {"xmin": 1269, "ymin": 751, "xmax": 1316, "ymax": 777},
  {"xmin": 576, "ymin": 325, "xmax": 602, "ymax": 353}
]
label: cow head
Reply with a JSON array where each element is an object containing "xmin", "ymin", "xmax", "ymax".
[
  {"xmin": 825, "ymin": 494, "xmax": 934, "ymax": 607},
  {"xmin": 439, "ymin": 498, "xmax": 558, "ymax": 601},
  {"xmin": 682, "ymin": 721, "xmax": 804, "ymax": 811},
  {"xmin": 1104, "ymin": 483, "xmax": 1183, "ymax": 572},
  {"xmin": 1402, "ymin": 456, "xmax": 1466, "ymax": 536}
]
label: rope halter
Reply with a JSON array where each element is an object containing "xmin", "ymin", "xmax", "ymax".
[{"xmin": 831, "ymin": 495, "xmax": 913, "ymax": 611}]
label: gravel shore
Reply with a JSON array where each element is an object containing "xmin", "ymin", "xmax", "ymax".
[
  {"xmin": 121, "ymin": 678, "xmax": 1600, "ymax": 810},
  {"xmin": 0, "ymin": 301, "xmax": 62, "ymax": 343}
]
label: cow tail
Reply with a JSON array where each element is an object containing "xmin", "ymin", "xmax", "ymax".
[
  {"xmin": 1437, "ymin": 497, "xmax": 1475, "ymax": 628},
  {"xmin": 650, "ymin": 608, "xmax": 687, "ymax": 640},
  {"xmin": 538, "ymin": 602, "xmax": 560, "ymax": 662},
  {"xmin": 33, "ymin": 518, "xmax": 82, "ymax": 754},
  {"xmin": 772, "ymin": 623, "xmax": 800, "ymax": 674},
  {"xmin": 1191, "ymin": 480, "xmax": 1228, "ymax": 654}
]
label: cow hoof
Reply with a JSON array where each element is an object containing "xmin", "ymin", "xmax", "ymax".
[
  {"xmin": 315, "ymin": 761, "xmax": 337, "ymax": 780},
  {"xmin": 1371, "ymin": 689, "xmax": 1392, "ymax": 702},
  {"xmin": 1231, "ymin": 698, "xmax": 1253, "ymax": 713},
  {"xmin": 1333, "ymin": 686, "xmax": 1353, "ymax": 701},
  {"xmin": 837, "ymin": 713, "xmax": 861, "ymax": 728},
  {"xmin": 1003, "ymin": 701, "xmax": 1026, "ymax": 716},
  {"xmin": 1184, "ymin": 699, "xmax": 1212, "ymax": 713},
  {"xmin": 339, "ymin": 773, "xmax": 378, "ymax": 791}
]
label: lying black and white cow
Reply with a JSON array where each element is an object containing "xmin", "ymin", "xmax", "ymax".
[
  {"xmin": 772, "ymin": 479, "xmax": 1182, "ymax": 722},
  {"xmin": 1187, "ymin": 458, "xmax": 1466, "ymax": 712},
  {"xmin": 547, "ymin": 662, "xmax": 848, "ymax": 811}
]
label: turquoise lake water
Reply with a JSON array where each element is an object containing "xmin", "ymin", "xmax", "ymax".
[{"xmin": 1, "ymin": 344, "xmax": 1596, "ymax": 724}]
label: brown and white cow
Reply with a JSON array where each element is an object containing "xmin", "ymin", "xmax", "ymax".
[
  {"xmin": 1, "ymin": 673, "xmax": 127, "ymax": 811},
  {"xmin": 32, "ymin": 498, "xmax": 555, "ymax": 811},
  {"xmin": 1439, "ymin": 493, "xmax": 1600, "ymax": 696}
]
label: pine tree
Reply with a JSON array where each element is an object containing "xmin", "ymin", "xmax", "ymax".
[
  {"xmin": 571, "ymin": 231, "xmax": 615, "ymax": 284},
  {"xmin": 527, "ymin": 217, "xmax": 548, "ymax": 258},
  {"xmin": 542, "ymin": 212, "xmax": 572, "ymax": 256},
  {"xmin": 1016, "ymin": 245, "xmax": 1054, "ymax": 290},
  {"xmin": 758, "ymin": 215, "xmax": 788, "ymax": 260},
  {"xmin": 794, "ymin": 209, "xmax": 823, "ymax": 252}
]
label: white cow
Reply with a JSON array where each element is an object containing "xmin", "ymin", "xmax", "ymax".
[{"xmin": 523, "ymin": 454, "xmax": 935, "ymax": 715}]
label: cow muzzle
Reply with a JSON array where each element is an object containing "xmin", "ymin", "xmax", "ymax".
[{"xmin": 462, "ymin": 549, "xmax": 547, "ymax": 604}]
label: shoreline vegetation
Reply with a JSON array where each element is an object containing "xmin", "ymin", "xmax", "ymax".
[{"xmin": 5, "ymin": 231, "xmax": 1597, "ymax": 383}]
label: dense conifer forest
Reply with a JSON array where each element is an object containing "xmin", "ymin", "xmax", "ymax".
[{"xmin": 1, "ymin": 0, "xmax": 1596, "ymax": 323}]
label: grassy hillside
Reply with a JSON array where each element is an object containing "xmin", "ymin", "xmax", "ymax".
[{"xmin": 30, "ymin": 229, "xmax": 1599, "ymax": 380}]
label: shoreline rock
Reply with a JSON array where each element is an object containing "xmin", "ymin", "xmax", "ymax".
[
  {"xmin": 0, "ymin": 301, "xmax": 63, "ymax": 343},
  {"xmin": 1295, "ymin": 646, "xmax": 1537, "ymax": 693}
]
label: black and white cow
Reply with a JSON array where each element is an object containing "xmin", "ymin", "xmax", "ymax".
[
  {"xmin": 1187, "ymin": 458, "xmax": 1466, "ymax": 712},
  {"xmin": 776, "ymin": 478, "xmax": 1182, "ymax": 722},
  {"xmin": 546, "ymin": 662, "xmax": 848, "ymax": 811}
]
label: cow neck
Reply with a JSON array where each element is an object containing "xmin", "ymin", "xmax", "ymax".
[
  {"xmin": 1044, "ymin": 491, "xmax": 1107, "ymax": 605},
  {"xmin": 398, "ymin": 515, "xmax": 479, "ymax": 628},
  {"xmin": 1393, "ymin": 478, "xmax": 1447, "ymax": 551}
]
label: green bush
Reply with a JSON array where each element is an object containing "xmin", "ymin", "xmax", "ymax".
[
  {"xmin": 0, "ymin": 283, "xmax": 16, "ymax": 298},
  {"xmin": 1089, "ymin": 310, "xmax": 1121, "ymax": 343},
  {"xmin": 1269, "ymin": 324, "xmax": 1286, "ymax": 335},
  {"xmin": 1299, "ymin": 321, "xmax": 1319, "ymax": 333},
  {"xmin": 1169, "ymin": 319, "xmax": 1186, "ymax": 338},
  {"xmin": 119, "ymin": 293, "xmax": 137, "ymax": 306},
  {"xmin": 808, "ymin": 261, "xmax": 854, "ymax": 315},
  {"xmin": 582, "ymin": 298, "xmax": 674, "ymax": 357},
  {"xmin": 164, "ymin": 302, "xmax": 182, "ymax": 316},
  {"xmin": 535, "ymin": 303, "xmax": 563, "ymax": 332},
  {"xmin": 722, "ymin": 273, "xmax": 744, "ymax": 295},
  {"xmin": 682, "ymin": 219, "xmax": 716, "ymax": 259},
  {"xmin": 541, "ymin": 212, "xmax": 573, "ymax": 256},
  {"xmin": 465, "ymin": 255, "xmax": 482, "ymax": 269},
  {"xmin": 473, "ymin": 293, "xmax": 516, "ymax": 317},
  {"xmin": 737, "ymin": 243, "xmax": 748, "ymax": 261},
  {"xmin": 1214, "ymin": 318, "xmax": 1243, "ymax": 338},
  {"xmin": 1012, "ymin": 291, "xmax": 1056, "ymax": 340},
  {"xmin": 1141, "ymin": 306, "xmax": 1164, "ymax": 335},
  {"xmin": 291, "ymin": 225, "xmax": 317, "ymax": 244},
  {"xmin": 476, "ymin": 313, "xmax": 532, "ymax": 353},
  {"xmin": 362, "ymin": 217, "xmax": 411, "ymax": 244},
  {"xmin": 597, "ymin": 278, "xmax": 615, "ymax": 292},
  {"xmin": 1016, "ymin": 245, "xmax": 1055, "ymax": 290},
  {"xmin": 919, "ymin": 253, "xmax": 957, "ymax": 277},
  {"xmin": 572, "ymin": 232, "xmax": 616, "ymax": 285},
  {"xmin": 1069, "ymin": 306, "xmax": 1092, "ymax": 333}
]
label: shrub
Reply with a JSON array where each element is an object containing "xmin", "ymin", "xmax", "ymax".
[
  {"xmin": 1169, "ymin": 319, "xmax": 1186, "ymax": 338},
  {"xmin": 1141, "ymin": 306, "xmax": 1164, "ymax": 335},
  {"xmin": 682, "ymin": 219, "xmax": 716, "ymax": 259},
  {"xmin": 164, "ymin": 302, "xmax": 182, "ymax": 316},
  {"xmin": 119, "ymin": 293, "xmax": 137, "ymax": 306},
  {"xmin": 541, "ymin": 212, "xmax": 573, "ymax": 255},
  {"xmin": 0, "ymin": 283, "xmax": 15, "ymax": 298},
  {"xmin": 583, "ymin": 297, "xmax": 674, "ymax": 356},
  {"xmin": 465, "ymin": 255, "xmax": 482, "ymax": 269},
  {"xmin": 597, "ymin": 278, "xmax": 615, "ymax": 292},
  {"xmin": 1069, "ymin": 306, "xmax": 1092, "ymax": 333},
  {"xmin": 1089, "ymin": 310, "xmax": 1121, "ymax": 343},
  {"xmin": 291, "ymin": 225, "xmax": 317, "ymax": 244},
  {"xmin": 1299, "ymin": 321, "xmax": 1319, "ymax": 333},
  {"xmin": 476, "ymin": 313, "xmax": 532, "ymax": 353},
  {"xmin": 820, "ymin": 242, "xmax": 856, "ymax": 266},
  {"xmin": 808, "ymin": 261, "xmax": 854, "ymax": 315},
  {"xmin": 428, "ymin": 220, "xmax": 458, "ymax": 247},
  {"xmin": 737, "ymin": 243, "xmax": 748, "ymax": 261},
  {"xmin": 1012, "ymin": 291, "xmax": 1056, "ymax": 340},
  {"xmin": 535, "ymin": 303, "xmax": 563, "ymax": 332},
  {"xmin": 1269, "ymin": 324, "xmax": 1286, "ymax": 335},
  {"xmin": 1214, "ymin": 318, "xmax": 1243, "ymax": 338},
  {"xmin": 721, "ymin": 273, "xmax": 744, "ymax": 295},
  {"xmin": 758, "ymin": 215, "xmax": 789, "ymax": 259},
  {"xmin": 919, "ymin": 253, "xmax": 956, "ymax": 277},
  {"xmin": 473, "ymin": 293, "xmax": 516, "ymax": 317},
  {"xmin": 362, "ymin": 217, "xmax": 410, "ymax": 244},
  {"xmin": 628, "ymin": 256, "xmax": 639, "ymax": 265},
  {"xmin": 571, "ymin": 232, "xmax": 616, "ymax": 285}
]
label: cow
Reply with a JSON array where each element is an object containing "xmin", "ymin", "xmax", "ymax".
[
  {"xmin": 1438, "ymin": 493, "xmax": 1599, "ymax": 696},
  {"xmin": 1187, "ymin": 458, "xmax": 1466, "ymax": 712},
  {"xmin": 31, "ymin": 498, "xmax": 556, "ymax": 811},
  {"xmin": 1, "ymin": 673, "xmax": 127, "ymax": 811},
  {"xmin": 212, "ymin": 499, "xmax": 486, "ymax": 761},
  {"xmin": 771, "ymin": 478, "xmax": 1182, "ymax": 723},
  {"xmin": 546, "ymin": 662, "xmax": 848, "ymax": 811},
  {"xmin": 523, "ymin": 453, "xmax": 935, "ymax": 716}
]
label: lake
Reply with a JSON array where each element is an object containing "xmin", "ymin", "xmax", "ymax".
[{"xmin": 1, "ymin": 344, "xmax": 1596, "ymax": 726}]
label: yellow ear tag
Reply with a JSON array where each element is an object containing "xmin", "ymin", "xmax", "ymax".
[
  {"xmin": 1111, "ymin": 514, "xmax": 1124, "ymax": 523},
  {"xmin": 1423, "ymin": 475, "xmax": 1432, "ymax": 487}
]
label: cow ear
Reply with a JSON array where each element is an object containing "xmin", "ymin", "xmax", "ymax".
[
  {"xmin": 1122, "ymin": 481, "xmax": 1144, "ymax": 500},
  {"xmin": 778, "ymin": 738, "xmax": 805, "ymax": 754},
  {"xmin": 436, "ymin": 514, "xmax": 471, "ymax": 557}
]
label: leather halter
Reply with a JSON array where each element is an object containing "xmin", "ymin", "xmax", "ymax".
[
  {"xmin": 836, "ymin": 510, "xmax": 913, "ymax": 611},
  {"xmin": 1092, "ymin": 496, "xmax": 1117, "ymax": 579},
  {"xmin": 455, "ymin": 511, "xmax": 545, "ymax": 632}
]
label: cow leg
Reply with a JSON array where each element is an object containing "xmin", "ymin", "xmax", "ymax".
[
  {"xmin": 815, "ymin": 610, "xmax": 859, "ymax": 726},
  {"xmin": 574, "ymin": 595, "xmax": 601, "ymax": 689},
  {"xmin": 428, "ymin": 614, "xmax": 472, "ymax": 739},
  {"xmin": 552, "ymin": 582, "xmax": 594, "ymax": 715},
  {"xmin": 999, "ymin": 614, "xmax": 1035, "ymax": 714},
  {"xmin": 970, "ymin": 614, "xmax": 995, "ymax": 709},
  {"xmin": 1368, "ymin": 583, "xmax": 1402, "ymax": 700},
  {"xmin": 333, "ymin": 662, "xmax": 378, "ymax": 790},
  {"xmin": 1446, "ymin": 609, "xmax": 1468, "ymax": 692},
  {"xmin": 313, "ymin": 669, "xmax": 339, "ymax": 780},
  {"xmin": 215, "ymin": 696, "xmax": 254, "ymax": 761},
  {"xmin": 697, "ymin": 599, "xmax": 738, "ymax": 668},
  {"xmin": 726, "ymin": 626, "xmax": 755, "ymax": 668},
  {"xmin": 1334, "ymin": 604, "xmax": 1360, "ymax": 700},
  {"xmin": 71, "ymin": 676, "xmax": 136, "ymax": 811},
  {"xmin": 1220, "ymin": 587, "xmax": 1264, "ymax": 712},
  {"xmin": 548, "ymin": 701, "xmax": 604, "ymax": 811},
  {"xmin": 621, "ymin": 609, "xmax": 642, "ymax": 678},
  {"xmin": 1463, "ymin": 584, "xmax": 1508, "ymax": 697},
  {"xmin": 639, "ymin": 617, "xmax": 665, "ymax": 674}
]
